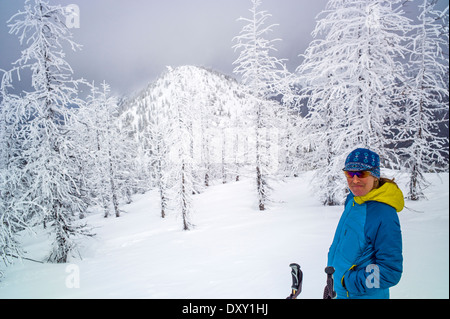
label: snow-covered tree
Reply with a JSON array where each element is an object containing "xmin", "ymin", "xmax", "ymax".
[
  {"xmin": 233, "ymin": 0, "xmax": 289, "ymax": 210},
  {"xmin": 7, "ymin": 0, "xmax": 93, "ymax": 263},
  {"xmin": 138, "ymin": 91, "xmax": 172, "ymax": 219},
  {"xmin": 0, "ymin": 69, "xmax": 27, "ymax": 266},
  {"xmin": 129, "ymin": 67, "xmax": 200, "ymax": 230},
  {"xmin": 76, "ymin": 82, "xmax": 124, "ymax": 218},
  {"xmin": 170, "ymin": 90, "xmax": 196, "ymax": 230},
  {"xmin": 297, "ymin": 0, "xmax": 414, "ymax": 205},
  {"xmin": 147, "ymin": 102, "xmax": 171, "ymax": 218},
  {"xmin": 398, "ymin": 0, "xmax": 449, "ymax": 200}
]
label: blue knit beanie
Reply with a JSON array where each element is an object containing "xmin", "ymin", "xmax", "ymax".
[{"xmin": 343, "ymin": 148, "xmax": 380, "ymax": 179}]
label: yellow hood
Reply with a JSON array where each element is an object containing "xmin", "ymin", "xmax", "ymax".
[{"xmin": 354, "ymin": 182, "xmax": 405, "ymax": 213}]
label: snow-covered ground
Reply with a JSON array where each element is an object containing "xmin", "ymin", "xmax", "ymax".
[{"xmin": 0, "ymin": 171, "xmax": 448, "ymax": 299}]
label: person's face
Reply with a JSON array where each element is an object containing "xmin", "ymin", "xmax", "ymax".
[{"xmin": 345, "ymin": 171, "xmax": 377, "ymax": 197}]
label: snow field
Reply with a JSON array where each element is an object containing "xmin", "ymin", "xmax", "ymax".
[{"xmin": 0, "ymin": 172, "xmax": 448, "ymax": 299}]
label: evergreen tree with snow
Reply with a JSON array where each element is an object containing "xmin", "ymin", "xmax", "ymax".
[
  {"xmin": 297, "ymin": 0, "xmax": 414, "ymax": 205},
  {"xmin": 7, "ymin": 0, "xmax": 93, "ymax": 263},
  {"xmin": 166, "ymin": 90, "xmax": 195, "ymax": 230},
  {"xmin": 0, "ymin": 69, "xmax": 27, "ymax": 266},
  {"xmin": 138, "ymin": 90, "xmax": 172, "ymax": 219},
  {"xmin": 396, "ymin": 0, "xmax": 449, "ymax": 200},
  {"xmin": 147, "ymin": 103, "xmax": 171, "ymax": 219},
  {"xmin": 77, "ymin": 82, "xmax": 125, "ymax": 218},
  {"xmin": 233, "ymin": 0, "xmax": 289, "ymax": 210}
]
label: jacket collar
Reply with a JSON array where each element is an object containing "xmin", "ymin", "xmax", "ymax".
[{"xmin": 353, "ymin": 182, "xmax": 404, "ymax": 212}]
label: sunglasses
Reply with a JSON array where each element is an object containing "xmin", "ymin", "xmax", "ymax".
[{"xmin": 344, "ymin": 170, "xmax": 373, "ymax": 179}]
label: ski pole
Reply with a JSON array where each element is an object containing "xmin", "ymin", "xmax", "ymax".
[
  {"xmin": 323, "ymin": 266, "xmax": 336, "ymax": 299},
  {"xmin": 286, "ymin": 263, "xmax": 303, "ymax": 299}
]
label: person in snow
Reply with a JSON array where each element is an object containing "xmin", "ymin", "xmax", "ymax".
[{"xmin": 326, "ymin": 148, "xmax": 404, "ymax": 299}]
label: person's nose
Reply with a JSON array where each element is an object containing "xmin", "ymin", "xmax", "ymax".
[{"xmin": 352, "ymin": 175, "xmax": 361, "ymax": 183}]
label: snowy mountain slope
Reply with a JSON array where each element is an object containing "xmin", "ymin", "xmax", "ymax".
[
  {"xmin": 0, "ymin": 171, "xmax": 448, "ymax": 299},
  {"xmin": 116, "ymin": 65, "xmax": 264, "ymax": 198},
  {"xmin": 120, "ymin": 65, "xmax": 251, "ymax": 136}
]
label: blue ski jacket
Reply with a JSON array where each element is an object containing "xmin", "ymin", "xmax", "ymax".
[{"xmin": 327, "ymin": 182, "xmax": 404, "ymax": 299}]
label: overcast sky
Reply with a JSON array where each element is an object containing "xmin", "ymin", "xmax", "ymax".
[{"xmin": 0, "ymin": 0, "xmax": 446, "ymax": 96}]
